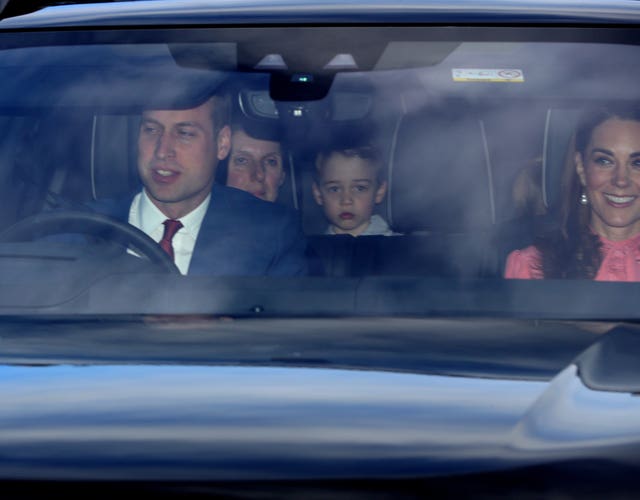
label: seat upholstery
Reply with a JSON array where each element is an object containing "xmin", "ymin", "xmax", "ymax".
[
  {"xmin": 90, "ymin": 114, "xmax": 141, "ymax": 201},
  {"xmin": 388, "ymin": 107, "xmax": 496, "ymax": 234},
  {"xmin": 541, "ymin": 107, "xmax": 582, "ymax": 212}
]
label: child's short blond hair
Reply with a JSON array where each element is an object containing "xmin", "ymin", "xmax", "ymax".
[{"xmin": 315, "ymin": 144, "xmax": 385, "ymax": 184}]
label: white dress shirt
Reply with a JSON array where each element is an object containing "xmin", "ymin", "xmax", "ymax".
[{"xmin": 128, "ymin": 190, "xmax": 210, "ymax": 275}]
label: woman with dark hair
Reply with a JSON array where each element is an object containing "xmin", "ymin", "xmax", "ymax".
[
  {"xmin": 505, "ymin": 105, "xmax": 640, "ymax": 280},
  {"xmin": 222, "ymin": 117, "xmax": 285, "ymax": 203}
]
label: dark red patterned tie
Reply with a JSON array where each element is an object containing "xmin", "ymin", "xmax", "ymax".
[{"xmin": 159, "ymin": 219, "xmax": 183, "ymax": 261}]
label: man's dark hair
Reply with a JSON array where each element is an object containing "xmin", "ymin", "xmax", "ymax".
[{"xmin": 209, "ymin": 93, "xmax": 231, "ymax": 137}]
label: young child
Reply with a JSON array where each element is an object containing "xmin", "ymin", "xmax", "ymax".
[{"xmin": 312, "ymin": 144, "xmax": 396, "ymax": 236}]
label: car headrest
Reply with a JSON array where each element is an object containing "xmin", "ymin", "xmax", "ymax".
[
  {"xmin": 90, "ymin": 114, "xmax": 141, "ymax": 200},
  {"xmin": 388, "ymin": 108, "xmax": 495, "ymax": 234},
  {"xmin": 541, "ymin": 107, "xmax": 582, "ymax": 212}
]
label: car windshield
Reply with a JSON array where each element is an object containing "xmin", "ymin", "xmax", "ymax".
[
  {"xmin": 1, "ymin": 21, "xmax": 640, "ymax": 320},
  {"xmin": 8, "ymin": 3, "xmax": 640, "ymax": 496}
]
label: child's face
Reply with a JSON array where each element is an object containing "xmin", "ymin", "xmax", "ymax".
[{"xmin": 312, "ymin": 153, "xmax": 387, "ymax": 236}]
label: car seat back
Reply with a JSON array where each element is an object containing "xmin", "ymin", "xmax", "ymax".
[
  {"xmin": 541, "ymin": 107, "xmax": 582, "ymax": 212},
  {"xmin": 91, "ymin": 114, "xmax": 141, "ymax": 201}
]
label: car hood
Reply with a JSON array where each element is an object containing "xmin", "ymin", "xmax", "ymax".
[
  {"xmin": 1, "ymin": 317, "xmax": 640, "ymax": 485},
  {"xmin": 2, "ymin": 0, "xmax": 640, "ymax": 28}
]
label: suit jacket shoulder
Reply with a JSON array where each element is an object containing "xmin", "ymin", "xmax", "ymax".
[{"xmin": 189, "ymin": 184, "xmax": 308, "ymax": 276}]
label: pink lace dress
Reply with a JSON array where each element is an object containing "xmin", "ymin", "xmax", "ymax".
[{"xmin": 504, "ymin": 233, "xmax": 640, "ymax": 281}]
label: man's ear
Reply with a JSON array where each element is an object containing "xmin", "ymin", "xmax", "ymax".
[
  {"xmin": 278, "ymin": 168, "xmax": 286, "ymax": 187},
  {"xmin": 216, "ymin": 125, "xmax": 231, "ymax": 160},
  {"xmin": 312, "ymin": 182, "xmax": 324, "ymax": 205},
  {"xmin": 374, "ymin": 180, "xmax": 388, "ymax": 204},
  {"xmin": 575, "ymin": 151, "xmax": 587, "ymax": 186}
]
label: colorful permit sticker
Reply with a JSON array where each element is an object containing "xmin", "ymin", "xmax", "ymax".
[{"xmin": 452, "ymin": 69, "xmax": 524, "ymax": 83}]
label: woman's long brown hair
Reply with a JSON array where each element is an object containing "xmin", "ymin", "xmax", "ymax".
[{"xmin": 537, "ymin": 106, "xmax": 640, "ymax": 278}]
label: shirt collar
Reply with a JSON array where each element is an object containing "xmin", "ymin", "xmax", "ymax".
[
  {"xmin": 139, "ymin": 189, "xmax": 211, "ymax": 237},
  {"xmin": 598, "ymin": 232, "xmax": 640, "ymax": 251}
]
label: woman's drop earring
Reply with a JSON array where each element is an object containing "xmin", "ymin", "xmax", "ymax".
[{"xmin": 580, "ymin": 192, "xmax": 588, "ymax": 205}]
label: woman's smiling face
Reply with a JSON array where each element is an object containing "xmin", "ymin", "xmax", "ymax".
[{"xmin": 577, "ymin": 117, "xmax": 640, "ymax": 241}]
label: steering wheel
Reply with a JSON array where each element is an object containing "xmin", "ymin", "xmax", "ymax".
[{"xmin": 0, "ymin": 210, "xmax": 180, "ymax": 274}]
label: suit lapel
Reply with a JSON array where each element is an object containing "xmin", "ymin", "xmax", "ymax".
[{"xmin": 189, "ymin": 185, "xmax": 240, "ymax": 275}]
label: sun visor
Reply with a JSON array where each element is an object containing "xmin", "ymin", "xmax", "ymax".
[{"xmin": 0, "ymin": 43, "xmax": 234, "ymax": 111}]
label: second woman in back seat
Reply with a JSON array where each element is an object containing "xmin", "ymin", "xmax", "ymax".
[
  {"xmin": 223, "ymin": 117, "xmax": 286, "ymax": 203},
  {"xmin": 505, "ymin": 106, "xmax": 640, "ymax": 280}
]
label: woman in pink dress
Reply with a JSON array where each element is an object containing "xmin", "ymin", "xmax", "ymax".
[{"xmin": 505, "ymin": 106, "xmax": 640, "ymax": 281}]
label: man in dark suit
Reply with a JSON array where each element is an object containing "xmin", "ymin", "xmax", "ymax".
[{"xmin": 94, "ymin": 93, "xmax": 307, "ymax": 276}]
